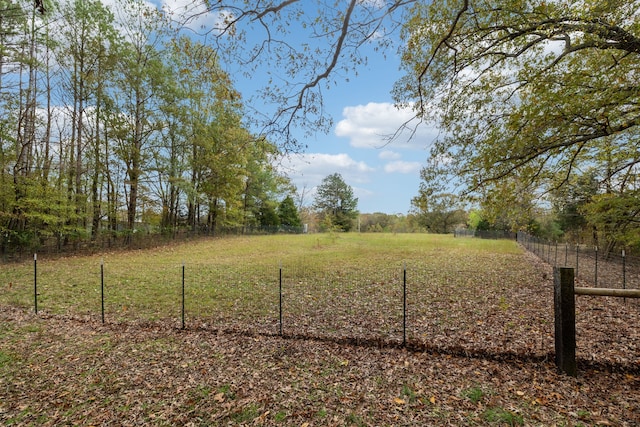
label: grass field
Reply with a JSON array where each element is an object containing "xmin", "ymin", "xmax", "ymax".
[
  {"xmin": 0, "ymin": 233, "xmax": 638, "ymax": 425},
  {"xmin": 1, "ymin": 234, "xmax": 539, "ymax": 346}
]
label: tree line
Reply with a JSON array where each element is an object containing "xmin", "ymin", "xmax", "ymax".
[
  {"xmin": 5, "ymin": 0, "xmax": 638, "ymax": 256},
  {"xmin": 189, "ymin": 1, "xmax": 640, "ymax": 253},
  {"xmin": 0, "ymin": 0, "xmax": 306, "ymax": 252}
]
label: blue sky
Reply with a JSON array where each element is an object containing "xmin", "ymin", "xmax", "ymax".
[
  {"xmin": 161, "ymin": 0, "xmax": 438, "ymax": 215},
  {"xmin": 273, "ymin": 76, "xmax": 432, "ymax": 215}
]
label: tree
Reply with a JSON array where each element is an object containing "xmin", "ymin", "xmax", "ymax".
[
  {"xmin": 550, "ymin": 170, "xmax": 600, "ymax": 240},
  {"xmin": 0, "ymin": 0, "xmax": 25, "ymax": 144},
  {"xmin": 313, "ymin": 173, "xmax": 358, "ymax": 232},
  {"xmin": 582, "ymin": 191, "xmax": 640, "ymax": 254},
  {"xmin": 110, "ymin": 0, "xmax": 171, "ymax": 231},
  {"xmin": 154, "ymin": 36, "xmax": 246, "ymax": 233},
  {"xmin": 411, "ymin": 157, "xmax": 467, "ymax": 233},
  {"xmin": 411, "ymin": 191, "xmax": 466, "ymax": 234},
  {"xmin": 10, "ymin": 1, "xmax": 638, "ymax": 248},
  {"xmin": 182, "ymin": 2, "xmax": 639, "ymax": 248},
  {"xmin": 278, "ymin": 195, "xmax": 301, "ymax": 227},
  {"xmin": 1, "ymin": 0, "xmax": 286, "ymax": 252},
  {"xmin": 56, "ymin": 0, "xmax": 121, "ymax": 236},
  {"xmin": 257, "ymin": 201, "xmax": 280, "ymax": 228},
  {"xmin": 476, "ymin": 181, "xmax": 539, "ymax": 233},
  {"xmin": 239, "ymin": 139, "xmax": 294, "ymax": 230},
  {"xmin": 394, "ymin": 1, "xmax": 640, "ymax": 202}
]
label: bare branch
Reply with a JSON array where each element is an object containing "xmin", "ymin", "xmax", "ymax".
[
  {"xmin": 253, "ymin": 0, "xmax": 301, "ymax": 21},
  {"xmin": 416, "ymin": 0, "xmax": 469, "ymax": 117}
]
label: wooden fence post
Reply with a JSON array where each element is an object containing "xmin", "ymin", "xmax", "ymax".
[{"xmin": 554, "ymin": 267, "xmax": 577, "ymax": 376}]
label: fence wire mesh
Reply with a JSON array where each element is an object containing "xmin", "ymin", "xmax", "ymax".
[
  {"xmin": 518, "ymin": 232, "xmax": 640, "ymax": 292},
  {"xmin": 2, "ymin": 238, "xmax": 637, "ymax": 368}
]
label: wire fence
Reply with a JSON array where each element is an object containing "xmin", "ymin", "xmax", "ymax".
[
  {"xmin": 0, "ymin": 225, "xmax": 306, "ymax": 263},
  {"xmin": 454, "ymin": 229, "xmax": 517, "ymax": 240},
  {"xmin": 3, "ymin": 254, "xmax": 556, "ymax": 360},
  {"xmin": 517, "ymin": 231, "xmax": 640, "ymax": 291},
  {"xmin": 4, "ymin": 244, "xmax": 640, "ymax": 369}
]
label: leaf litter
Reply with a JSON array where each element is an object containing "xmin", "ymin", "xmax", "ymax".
[{"xmin": 0, "ymin": 247, "xmax": 638, "ymax": 425}]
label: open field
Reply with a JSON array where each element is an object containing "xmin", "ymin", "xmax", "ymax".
[{"xmin": 0, "ymin": 233, "xmax": 639, "ymax": 425}]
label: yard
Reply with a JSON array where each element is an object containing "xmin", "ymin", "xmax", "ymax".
[{"xmin": 0, "ymin": 233, "xmax": 638, "ymax": 425}]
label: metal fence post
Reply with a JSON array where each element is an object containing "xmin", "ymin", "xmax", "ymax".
[
  {"xmin": 622, "ymin": 250, "xmax": 626, "ymax": 303},
  {"xmin": 101, "ymin": 259, "xmax": 105, "ymax": 324},
  {"xmin": 403, "ymin": 262, "xmax": 407, "ymax": 347},
  {"xmin": 554, "ymin": 267, "xmax": 577, "ymax": 376},
  {"xmin": 34, "ymin": 253, "xmax": 38, "ymax": 314},
  {"xmin": 279, "ymin": 262, "xmax": 283, "ymax": 337},
  {"xmin": 594, "ymin": 246, "xmax": 598, "ymax": 288},
  {"xmin": 181, "ymin": 261, "xmax": 185, "ymax": 330}
]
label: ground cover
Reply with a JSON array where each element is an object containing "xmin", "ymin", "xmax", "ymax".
[{"xmin": 0, "ymin": 233, "xmax": 638, "ymax": 425}]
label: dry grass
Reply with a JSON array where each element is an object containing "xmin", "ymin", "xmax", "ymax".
[
  {"xmin": 0, "ymin": 233, "xmax": 638, "ymax": 425},
  {"xmin": 0, "ymin": 233, "xmax": 521, "ymax": 324}
]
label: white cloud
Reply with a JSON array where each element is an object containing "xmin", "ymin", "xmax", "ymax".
[
  {"xmin": 161, "ymin": 0, "xmax": 231, "ymax": 33},
  {"xmin": 278, "ymin": 152, "xmax": 375, "ymax": 186},
  {"xmin": 383, "ymin": 161, "xmax": 422, "ymax": 174},
  {"xmin": 335, "ymin": 102, "xmax": 439, "ymax": 149},
  {"xmin": 352, "ymin": 186, "xmax": 375, "ymax": 202},
  {"xmin": 357, "ymin": 0, "xmax": 386, "ymax": 8},
  {"xmin": 276, "ymin": 152, "xmax": 377, "ymax": 207},
  {"xmin": 379, "ymin": 150, "xmax": 401, "ymax": 160}
]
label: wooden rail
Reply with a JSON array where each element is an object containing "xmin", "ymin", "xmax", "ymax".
[{"xmin": 574, "ymin": 287, "xmax": 640, "ymax": 298}]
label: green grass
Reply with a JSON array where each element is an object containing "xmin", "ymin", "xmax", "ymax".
[
  {"xmin": 0, "ymin": 233, "xmax": 530, "ymax": 337},
  {"xmin": 0, "ymin": 350, "xmax": 14, "ymax": 368},
  {"xmin": 274, "ymin": 410, "xmax": 287, "ymax": 422},
  {"xmin": 462, "ymin": 386, "xmax": 485, "ymax": 404},
  {"xmin": 400, "ymin": 384, "xmax": 418, "ymax": 403},
  {"xmin": 483, "ymin": 407, "xmax": 524, "ymax": 426},
  {"xmin": 230, "ymin": 404, "xmax": 260, "ymax": 423}
]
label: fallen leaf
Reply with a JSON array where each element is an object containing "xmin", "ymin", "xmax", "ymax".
[
  {"xmin": 429, "ymin": 396, "xmax": 436, "ymax": 404},
  {"xmin": 255, "ymin": 411, "xmax": 270, "ymax": 423},
  {"xmin": 535, "ymin": 397, "xmax": 546, "ymax": 405},
  {"xmin": 393, "ymin": 397, "xmax": 406, "ymax": 405}
]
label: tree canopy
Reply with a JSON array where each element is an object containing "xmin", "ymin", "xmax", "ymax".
[
  {"xmin": 0, "ymin": 0, "xmax": 298, "ymax": 252},
  {"xmin": 278, "ymin": 195, "xmax": 302, "ymax": 228},
  {"xmin": 198, "ymin": 1, "xmax": 640, "ymax": 245},
  {"xmin": 395, "ymin": 0, "xmax": 640, "ymax": 199},
  {"xmin": 5, "ymin": 0, "xmax": 640, "ymax": 247},
  {"xmin": 197, "ymin": 0, "xmax": 410, "ymax": 151},
  {"xmin": 391, "ymin": 0, "xmax": 640, "ymax": 245}
]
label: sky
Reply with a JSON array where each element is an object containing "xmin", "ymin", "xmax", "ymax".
[
  {"xmin": 273, "ymin": 71, "xmax": 436, "ymax": 215},
  {"xmin": 161, "ymin": 0, "xmax": 439, "ymax": 215}
]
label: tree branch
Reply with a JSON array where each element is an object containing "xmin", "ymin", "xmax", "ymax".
[{"xmin": 417, "ymin": 0, "xmax": 469, "ymax": 117}]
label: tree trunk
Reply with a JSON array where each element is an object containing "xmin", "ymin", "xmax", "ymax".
[
  {"xmin": 127, "ymin": 87, "xmax": 143, "ymax": 231},
  {"xmin": 90, "ymin": 86, "xmax": 102, "ymax": 240}
]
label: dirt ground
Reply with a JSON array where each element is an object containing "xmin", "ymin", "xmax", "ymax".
[{"xmin": 0, "ymin": 302, "xmax": 638, "ymax": 426}]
